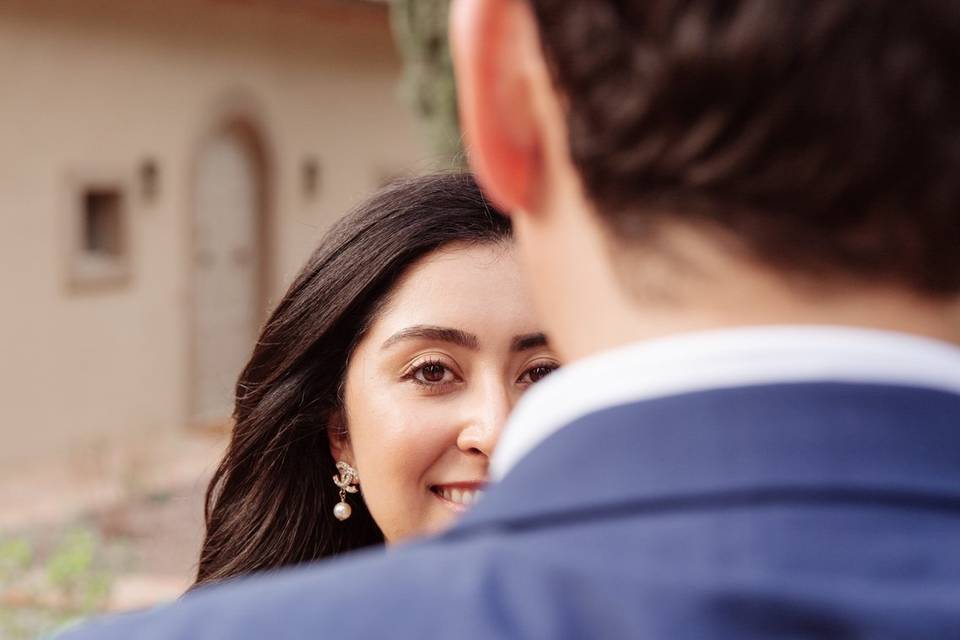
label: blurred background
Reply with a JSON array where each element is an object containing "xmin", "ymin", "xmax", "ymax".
[{"xmin": 0, "ymin": 0, "xmax": 457, "ymax": 636}]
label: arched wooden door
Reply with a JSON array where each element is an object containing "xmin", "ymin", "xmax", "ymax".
[{"xmin": 189, "ymin": 124, "xmax": 265, "ymax": 426}]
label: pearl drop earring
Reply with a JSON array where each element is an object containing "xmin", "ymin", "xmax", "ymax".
[{"xmin": 332, "ymin": 461, "xmax": 359, "ymax": 521}]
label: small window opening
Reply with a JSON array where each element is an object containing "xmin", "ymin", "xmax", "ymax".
[{"xmin": 83, "ymin": 190, "xmax": 123, "ymax": 256}]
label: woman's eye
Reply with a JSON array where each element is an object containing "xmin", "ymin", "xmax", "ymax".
[
  {"xmin": 520, "ymin": 364, "xmax": 559, "ymax": 385},
  {"xmin": 419, "ymin": 363, "xmax": 448, "ymax": 383},
  {"xmin": 409, "ymin": 361, "xmax": 457, "ymax": 386}
]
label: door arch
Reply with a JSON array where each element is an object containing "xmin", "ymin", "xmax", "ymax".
[{"xmin": 189, "ymin": 120, "xmax": 269, "ymax": 427}]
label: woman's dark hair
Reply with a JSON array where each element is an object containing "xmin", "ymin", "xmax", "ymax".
[{"xmin": 193, "ymin": 172, "xmax": 510, "ymax": 588}]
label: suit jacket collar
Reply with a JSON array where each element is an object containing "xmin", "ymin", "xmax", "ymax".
[
  {"xmin": 492, "ymin": 327, "xmax": 960, "ymax": 479},
  {"xmin": 454, "ymin": 383, "xmax": 960, "ymax": 535}
]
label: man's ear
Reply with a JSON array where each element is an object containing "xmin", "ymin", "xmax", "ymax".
[
  {"xmin": 327, "ymin": 410, "xmax": 354, "ymax": 466},
  {"xmin": 451, "ymin": 0, "xmax": 543, "ymax": 214}
]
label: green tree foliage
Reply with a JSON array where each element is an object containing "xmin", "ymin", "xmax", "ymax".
[{"xmin": 391, "ymin": 0, "xmax": 464, "ymax": 165}]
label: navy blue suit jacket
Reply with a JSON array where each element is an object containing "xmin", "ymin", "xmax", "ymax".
[{"xmin": 64, "ymin": 383, "xmax": 960, "ymax": 638}]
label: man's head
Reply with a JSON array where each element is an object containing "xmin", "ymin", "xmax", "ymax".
[{"xmin": 451, "ymin": 0, "xmax": 960, "ymax": 361}]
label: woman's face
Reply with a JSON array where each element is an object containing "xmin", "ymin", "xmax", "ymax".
[{"xmin": 332, "ymin": 241, "xmax": 558, "ymax": 542}]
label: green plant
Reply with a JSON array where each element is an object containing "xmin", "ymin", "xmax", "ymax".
[
  {"xmin": 391, "ymin": 0, "xmax": 464, "ymax": 164},
  {"xmin": 0, "ymin": 537, "xmax": 32, "ymax": 584},
  {"xmin": 46, "ymin": 528, "xmax": 111, "ymax": 611},
  {"xmin": 1, "ymin": 527, "xmax": 116, "ymax": 639}
]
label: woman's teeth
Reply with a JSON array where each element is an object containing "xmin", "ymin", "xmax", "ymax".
[{"xmin": 435, "ymin": 487, "xmax": 484, "ymax": 506}]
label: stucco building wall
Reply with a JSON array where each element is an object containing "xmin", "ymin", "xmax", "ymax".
[{"xmin": 0, "ymin": 0, "xmax": 427, "ymax": 464}]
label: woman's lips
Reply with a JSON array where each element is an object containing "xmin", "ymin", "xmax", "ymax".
[{"xmin": 430, "ymin": 483, "xmax": 487, "ymax": 510}]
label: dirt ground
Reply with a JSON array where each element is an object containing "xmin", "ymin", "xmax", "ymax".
[
  {"xmin": 0, "ymin": 430, "xmax": 225, "ymax": 638},
  {"xmin": 94, "ymin": 480, "xmax": 207, "ymax": 587}
]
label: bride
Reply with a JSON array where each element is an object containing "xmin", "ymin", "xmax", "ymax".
[{"xmin": 193, "ymin": 172, "xmax": 559, "ymax": 587}]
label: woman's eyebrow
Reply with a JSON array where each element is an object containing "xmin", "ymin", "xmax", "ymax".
[
  {"xmin": 511, "ymin": 332, "xmax": 548, "ymax": 352},
  {"xmin": 381, "ymin": 325, "xmax": 480, "ymax": 351}
]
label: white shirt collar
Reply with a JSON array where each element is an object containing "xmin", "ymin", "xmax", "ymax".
[{"xmin": 491, "ymin": 326, "xmax": 960, "ymax": 479}]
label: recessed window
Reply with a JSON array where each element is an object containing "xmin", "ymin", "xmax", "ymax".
[
  {"xmin": 67, "ymin": 184, "xmax": 130, "ymax": 290},
  {"xmin": 83, "ymin": 190, "xmax": 123, "ymax": 256}
]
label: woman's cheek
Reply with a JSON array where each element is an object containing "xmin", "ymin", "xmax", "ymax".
[
  {"xmin": 354, "ymin": 392, "xmax": 441, "ymax": 486},
  {"xmin": 377, "ymin": 400, "xmax": 449, "ymax": 472}
]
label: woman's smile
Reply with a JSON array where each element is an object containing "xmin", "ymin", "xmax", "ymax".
[{"xmin": 430, "ymin": 482, "xmax": 488, "ymax": 512}]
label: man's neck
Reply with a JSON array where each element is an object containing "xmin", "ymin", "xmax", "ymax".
[
  {"xmin": 518, "ymin": 188, "xmax": 960, "ymax": 362},
  {"xmin": 614, "ymin": 290, "xmax": 959, "ymax": 351},
  {"xmin": 565, "ymin": 226, "xmax": 960, "ymax": 361}
]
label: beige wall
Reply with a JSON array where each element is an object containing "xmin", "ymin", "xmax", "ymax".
[{"xmin": 0, "ymin": 0, "xmax": 430, "ymax": 464}]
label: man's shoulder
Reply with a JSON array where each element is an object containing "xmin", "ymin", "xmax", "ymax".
[
  {"xmin": 61, "ymin": 518, "xmax": 694, "ymax": 639},
  {"xmin": 61, "ymin": 533, "xmax": 546, "ymax": 639},
  {"xmin": 51, "ymin": 523, "xmax": 721, "ymax": 639}
]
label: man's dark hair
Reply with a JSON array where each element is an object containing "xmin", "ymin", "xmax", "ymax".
[{"xmin": 529, "ymin": 0, "xmax": 960, "ymax": 295}]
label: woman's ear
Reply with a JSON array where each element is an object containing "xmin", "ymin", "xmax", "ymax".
[{"xmin": 327, "ymin": 409, "xmax": 354, "ymax": 466}]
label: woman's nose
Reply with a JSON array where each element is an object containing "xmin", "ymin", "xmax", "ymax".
[{"xmin": 455, "ymin": 378, "xmax": 513, "ymax": 457}]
